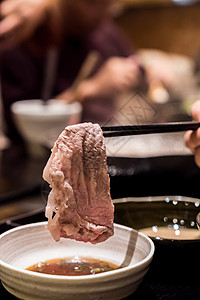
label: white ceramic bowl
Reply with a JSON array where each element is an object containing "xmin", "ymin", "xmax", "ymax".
[
  {"xmin": 0, "ymin": 222, "xmax": 154, "ymax": 300},
  {"xmin": 11, "ymin": 99, "xmax": 82, "ymax": 156}
]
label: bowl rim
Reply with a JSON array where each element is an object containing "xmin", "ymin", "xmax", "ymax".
[
  {"xmin": 11, "ymin": 100, "xmax": 82, "ymax": 117},
  {"xmin": 0, "ymin": 222, "xmax": 155, "ymax": 281},
  {"xmin": 112, "ymin": 195, "xmax": 200, "ymax": 205}
]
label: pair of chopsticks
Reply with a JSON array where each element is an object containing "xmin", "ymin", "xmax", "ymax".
[
  {"xmin": 101, "ymin": 121, "xmax": 200, "ymax": 138},
  {"xmin": 70, "ymin": 50, "xmax": 100, "ymax": 91}
]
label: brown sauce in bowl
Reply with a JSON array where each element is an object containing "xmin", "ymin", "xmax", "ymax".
[{"xmin": 26, "ymin": 256, "xmax": 120, "ymax": 276}]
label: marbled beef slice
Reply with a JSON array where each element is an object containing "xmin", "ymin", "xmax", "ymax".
[{"xmin": 43, "ymin": 122, "xmax": 114, "ymax": 243}]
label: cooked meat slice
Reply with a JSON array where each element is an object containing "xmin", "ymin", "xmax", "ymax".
[{"xmin": 43, "ymin": 122, "xmax": 114, "ymax": 243}]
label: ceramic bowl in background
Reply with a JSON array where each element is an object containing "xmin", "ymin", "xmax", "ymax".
[
  {"xmin": 11, "ymin": 99, "xmax": 82, "ymax": 157},
  {"xmin": 0, "ymin": 222, "xmax": 154, "ymax": 300}
]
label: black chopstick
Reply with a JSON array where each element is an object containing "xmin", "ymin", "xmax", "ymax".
[{"xmin": 102, "ymin": 121, "xmax": 200, "ymax": 137}]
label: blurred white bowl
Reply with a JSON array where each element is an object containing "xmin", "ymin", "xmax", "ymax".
[
  {"xmin": 0, "ymin": 222, "xmax": 154, "ymax": 300},
  {"xmin": 11, "ymin": 99, "xmax": 82, "ymax": 156}
]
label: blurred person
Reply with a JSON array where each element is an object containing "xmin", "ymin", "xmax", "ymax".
[
  {"xmin": 0, "ymin": 0, "xmax": 147, "ymax": 146},
  {"xmin": 184, "ymin": 100, "xmax": 200, "ymax": 167}
]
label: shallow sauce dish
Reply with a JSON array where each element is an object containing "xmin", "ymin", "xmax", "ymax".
[
  {"xmin": 113, "ymin": 196, "xmax": 200, "ymax": 283},
  {"xmin": 113, "ymin": 196, "xmax": 200, "ymax": 241},
  {"xmin": 0, "ymin": 222, "xmax": 154, "ymax": 300}
]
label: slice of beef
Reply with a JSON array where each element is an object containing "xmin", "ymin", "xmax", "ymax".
[{"xmin": 43, "ymin": 122, "xmax": 114, "ymax": 243}]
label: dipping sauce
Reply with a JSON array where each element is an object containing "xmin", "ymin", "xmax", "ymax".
[
  {"xmin": 140, "ymin": 226, "xmax": 200, "ymax": 240},
  {"xmin": 26, "ymin": 256, "xmax": 120, "ymax": 276}
]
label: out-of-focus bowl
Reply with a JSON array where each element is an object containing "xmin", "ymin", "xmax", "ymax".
[
  {"xmin": 113, "ymin": 196, "xmax": 200, "ymax": 283},
  {"xmin": 11, "ymin": 99, "xmax": 82, "ymax": 156},
  {"xmin": 0, "ymin": 222, "xmax": 154, "ymax": 300}
]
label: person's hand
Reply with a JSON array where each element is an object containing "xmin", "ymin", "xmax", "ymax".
[
  {"xmin": 56, "ymin": 56, "xmax": 142, "ymax": 104},
  {"xmin": 89, "ymin": 56, "xmax": 141, "ymax": 97},
  {"xmin": 184, "ymin": 100, "xmax": 200, "ymax": 167},
  {"xmin": 0, "ymin": 0, "xmax": 58, "ymax": 49}
]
